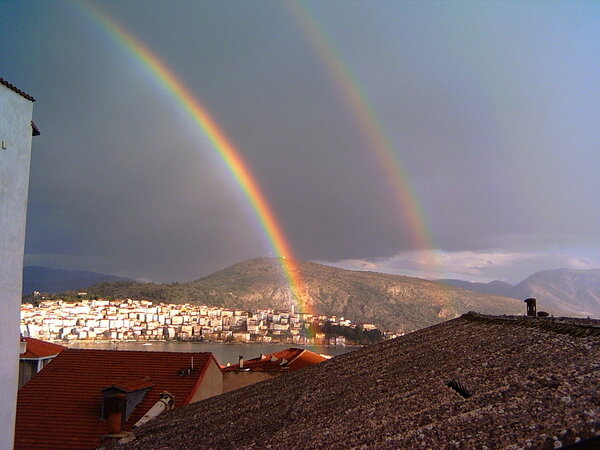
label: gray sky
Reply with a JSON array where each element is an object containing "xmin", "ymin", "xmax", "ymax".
[{"xmin": 2, "ymin": 0, "xmax": 599, "ymax": 283}]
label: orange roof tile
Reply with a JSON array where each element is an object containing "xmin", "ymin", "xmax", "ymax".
[
  {"xmin": 20, "ymin": 337, "xmax": 65, "ymax": 359},
  {"xmin": 222, "ymin": 347, "xmax": 327, "ymax": 373},
  {"xmin": 15, "ymin": 349, "xmax": 217, "ymax": 449}
]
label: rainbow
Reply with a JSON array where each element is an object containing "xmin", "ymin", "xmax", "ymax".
[
  {"xmin": 77, "ymin": 2, "xmax": 312, "ymax": 314},
  {"xmin": 285, "ymin": 0, "xmax": 441, "ymax": 279}
]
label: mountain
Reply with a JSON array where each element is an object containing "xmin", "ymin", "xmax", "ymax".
[
  {"xmin": 512, "ymin": 268, "xmax": 600, "ymax": 316},
  {"xmin": 438, "ymin": 268, "xmax": 600, "ymax": 317},
  {"xmin": 23, "ymin": 266, "xmax": 130, "ymax": 295},
  {"xmin": 85, "ymin": 257, "xmax": 524, "ymax": 332},
  {"xmin": 437, "ymin": 279, "xmax": 515, "ymax": 297}
]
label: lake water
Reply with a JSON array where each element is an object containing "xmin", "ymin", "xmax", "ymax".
[{"xmin": 66, "ymin": 341, "xmax": 357, "ymax": 365}]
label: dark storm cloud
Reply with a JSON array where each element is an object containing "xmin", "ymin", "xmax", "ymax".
[{"xmin": 2, "ymin": 0, "xmax": 599, "ymax": 282}]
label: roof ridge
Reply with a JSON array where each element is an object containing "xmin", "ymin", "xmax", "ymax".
[
  {"xmin": 286, "ymin": 348, "xmax": 305, "ymax": 366},
  {"xmin": 64, "ymin": 348, "xmax": 213, "ymax": 356},
  {"xmin": 0, "ymin": 77, "xmax": 35, "ymax": 101},
  {"xmin": 21, "ymin": 337, "xmax": 66, "ymax": 358},
  {"xmin": 462, "ymin": 311, "xmax": 600, "ymax": 337}
]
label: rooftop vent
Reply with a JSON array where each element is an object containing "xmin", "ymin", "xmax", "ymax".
[
  {"xmin": 524, "ymin": 298, "xmax": 537, "ymax": 316},
  {"xmin": 446, "ymin": 379, "xmax": 472, "ymax": 399},
  {"xmin": 178, "ymin": 367, "xmax": 194, "ymax": 377}
]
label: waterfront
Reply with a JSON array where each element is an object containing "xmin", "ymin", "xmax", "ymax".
[
  {"xmin": 67, "ymin": 340, "xmax": 357, "ymax": 365},
  {"xmin": 22, "ymin": 299, "xmax": 382, "ymax": 347}
]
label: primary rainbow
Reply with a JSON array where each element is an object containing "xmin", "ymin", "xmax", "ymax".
[
  {"xmin": 285, "ymin": 0, "xmax": 441, "ymax": 279},
  {"xmin": 78, "ymin": 2, "xmax": 312, "ymax": 314}
]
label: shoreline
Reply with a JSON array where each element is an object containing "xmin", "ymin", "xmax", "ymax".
[
  {"xmin": 63, "ymin": 339, "xmax": 360, "ymax": 348},
  {"xmin": 62, "ymin": 340, "xmax": 358, "ymax": 364}
]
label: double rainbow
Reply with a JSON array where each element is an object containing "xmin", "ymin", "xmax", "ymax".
[
  {"xmin": 285, "ymin": 0, "xmax": 440, "ymax": 279},
  {"xmin": 78, "ymin": 2, "xmax": 311, "ymax": 314}
]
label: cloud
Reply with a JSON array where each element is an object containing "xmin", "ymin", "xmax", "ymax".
[
  {"xmin": 4, "ymin": 1, "xmax": 599, "ymax": 283},
  {"xmin": 334, "ymin": 259, "xmax": 379, "ymax": 271},
  {"xmin": 322, "ymin": 248, "xmax": 600, "ymax": 284},
  {"xmin": 565, "ymin": 257, "xmax": 600, "ymax": 271}
]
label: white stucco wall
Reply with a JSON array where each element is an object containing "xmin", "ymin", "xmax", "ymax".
[{"xmin": 0, "ymin": 84, "xmax": 34, "ymax": 450}]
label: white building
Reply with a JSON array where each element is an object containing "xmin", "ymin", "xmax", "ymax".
[{"xmin": 0, "ymin": 77, "xmax": 38, "ymax": 449}]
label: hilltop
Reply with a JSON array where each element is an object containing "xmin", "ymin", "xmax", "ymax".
[
  {"xmin": 512, "ymin": 268, "xmax": 600, "ymax": 316},
  {"xmin": 85, "ymin": 257, "xmax": 524, "ymax": 332},
  {"xmin": 438, "ymin": 268, "xmax": 600, "ymax": 317}
]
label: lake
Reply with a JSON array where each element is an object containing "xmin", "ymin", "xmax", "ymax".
[{"xmin": 67, "ymin": 341, "xmax": 357, "ymax": 365}]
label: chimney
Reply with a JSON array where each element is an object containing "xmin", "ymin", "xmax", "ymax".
[
  {"xmin": 104, "ymin": 393, "xmax": 127, "ymax": 434},
  {"xmin": 19, "ymin": 339, "xmax": 27, "ymax": 355},
  {"xmin": 238, "ymin": 355, "xmax": 244, "ymax": 369},
  {"xmin": 524, "ymin": 298, "xmax": 537, "ymax": 317}
]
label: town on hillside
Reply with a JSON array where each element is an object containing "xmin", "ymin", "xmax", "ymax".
[{"xmin": 20, "ymin": 298, "xmax": 392, "ymax": 346}]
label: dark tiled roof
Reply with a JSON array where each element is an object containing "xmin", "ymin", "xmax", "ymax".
[
  {"xmin": 20, "ymin": 337, "xmax": 65, "ymax": 359},
  {"xmin": 15, "ymin": 349, "xmax": 216, "ymax": 449},
  {"xmin": 0, "ymin": 77, "xmax": 35, "ymax": 101},
  {"xmin": 126, "ymin": 313, "xmax": 600, "ymax": 449},
  {"xmin": 222, "ymin": 347, "xmax": 328, "ymax": 373}
]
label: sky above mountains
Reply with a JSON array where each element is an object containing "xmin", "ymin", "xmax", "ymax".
[{"xmin": 3, "ymin": 0, "xmax": 599, "ymax": 283}]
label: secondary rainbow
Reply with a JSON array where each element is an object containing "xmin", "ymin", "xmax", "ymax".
[
  {"xmin": 78, "ymin": 2, "xmax": 311, "ymax": 313},
  {"xmin": 285, "ymin": 0, "xmax": 441, "ymax": 279}
]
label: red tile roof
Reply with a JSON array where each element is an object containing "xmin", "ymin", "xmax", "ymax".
[
  {"xmin": 0, "ymin": 77, "xmax": 35, "ymax": 101},
  {"xmin": 15, "ymin": 349, "xmax": 217, "ymax": 449},
  {"xmin": 222, "ymin": 347, "xmax": 328, "ymax": 373},
  {"xmin": 20, "ymin": 337, "xmax": 65, "ymax": 359}
]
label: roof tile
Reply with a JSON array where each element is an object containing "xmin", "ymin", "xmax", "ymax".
[
  {"xmin": 0, "ymin": 77, "xmax": 35, "ymax": 101},
  {"xmin": 222, "ymin": 347, "xmax": 328, "ymax": 373},
  {"xmin": 15, "ymin": 349, "xmax": 216, "ymax": 449},
  {"xmin": 20, "ymin": 337, "xmax": 65, "ymax": 359},
  {"xmin": 125, "ymin": 313, "xmax": 600, "ymax": 449}
]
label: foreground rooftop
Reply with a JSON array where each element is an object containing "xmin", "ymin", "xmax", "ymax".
[{"xmin": 125, "ymin": 313, "xmax": 600, "ymax": 449}]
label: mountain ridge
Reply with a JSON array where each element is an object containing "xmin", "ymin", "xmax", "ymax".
[
  {"xmin": 512, "ymin": 268, "xmax": 600, "ymax": 316},
  {"xmin": 22, "ymin": 266, "xmax": 131, "ymax": 295},
  {"xmin": 83, "ymin": 257, "xmax": 525, "ymax": 332},
  {"xmin": 437, "ymin": 268, "xmax": 600, "ymax": 317},
  {"xmin": 437, "ymin": 278, "xmax": 515, "ymax": 297},
  {"xmin": 30, "ymin": 260, "xmax": 599, "ymax": 329}
]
